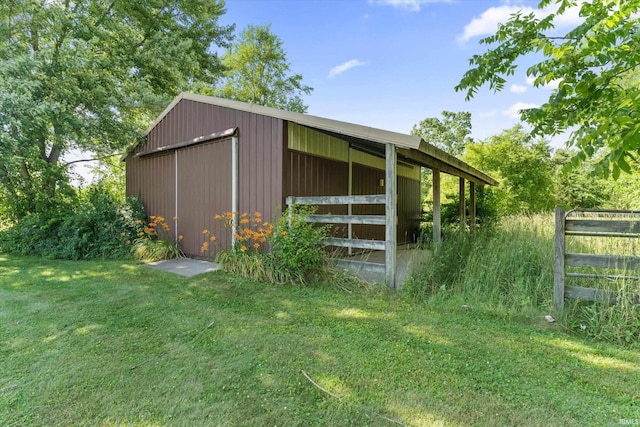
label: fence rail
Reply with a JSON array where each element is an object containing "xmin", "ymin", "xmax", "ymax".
[
  {"xmin": 554, "ymin": 207, "xmax": 640, "ymax": 308},
  {"xmin": 286, "ymin": 194, "xmax": 389, "ymax": 277}
]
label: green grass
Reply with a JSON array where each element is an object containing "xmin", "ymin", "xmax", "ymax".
[{"xmin": 1, "ymin": 255, "xmax": 639, "ymax": 426}]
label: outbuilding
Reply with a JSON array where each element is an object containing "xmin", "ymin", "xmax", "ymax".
[{"xmin": 125, "ymin": 93, "xmax": 496, "ymax": 287}]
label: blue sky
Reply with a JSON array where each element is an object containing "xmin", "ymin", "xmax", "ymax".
[{"xmin": 219, "ymin": 0, "xmax": 581, "ymax": 146}]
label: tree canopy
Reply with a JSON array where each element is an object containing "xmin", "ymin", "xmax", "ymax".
[
  {"xmin": 218, "ymin": 24, "xmax": 313, "ymax": 113},
  {"xmin": 456, "ymin": 0, "xmax": 640, "ymax": 178},
  {"xmin": 464, "ymin": 125, "xmax": 555, "ymax": 215},
  {"xmin": 411, "ymin": 111, "xmax": 473, "ymax": 156},
  {"xmin": 0, "ymin": 0, "xmax": 233, "ymax": 220}
]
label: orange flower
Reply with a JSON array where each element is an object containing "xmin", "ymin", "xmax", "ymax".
[
  {"xmin": 253, "ymin": 243, "xmax": 260, "ymax": 249},
  {"xmin": 172, "ymin": 216, "xmax": 178, "ymax": 221},
  {"xmin": 240, "ymin": 245, "xmax": 247, "ymax": 252},
  {"xmin": 226, "ymin": 212, "xmax": 233, "ymax": 220},
  {"xmin": 280, "ymin": 231, "xmax": 288, "ymax": 236},
  {"xmin": 214, "ymin": 214, "xmax": 222, "ymax": 220},
  {"xmin": 126, "ymin": 240, "xmax": 131, "ymax": 245},
  {"xmin": 254, "ymin": 211, "xmax": 261, "ymax": 217},
  {"xmin": 150, "ymin": 215, "xmax": 157, "ymax": 220},
  {"xmin": 210, "ymin": 236, "xmax": 216, "ymax": 241},
  {"xmin": 240, "ymin": 218, "xmax": 249, "ymax": 224},
  {"xmin": 135, "ymin": 220, "xmax": 142, "ymax": 225},
  {"xmin": 137, "ymin": 231, "xmax": 144, "ymax": 237},
  {"xmin": 254, "ymin": 218, "xmax": 262, "ymax": 224},
  {"xmin": 202, "ymin": 229, "xmax": 209, "ymax": 234},
  {"xmin": 178, "ymin": 235, "xmax": 184, "ymax": 241},
  {"xmin": 120, "ymin": 232, "xmax": 126, "ymax": 237},
  {"xmin": 241, "ymin": 212, "xmax": 249, "ymax": 218}
]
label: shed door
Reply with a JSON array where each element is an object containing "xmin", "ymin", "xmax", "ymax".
[{"xmin": 176, "ymin": 138, "xmax": 232, "ymax": 258}]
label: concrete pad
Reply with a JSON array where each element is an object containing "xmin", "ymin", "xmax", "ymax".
[{"xmin": 145, "ymin": 258, "xmax": 220, "ymax": 277}]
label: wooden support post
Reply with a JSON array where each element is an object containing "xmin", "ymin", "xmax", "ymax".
[
  {"xmin": 385, "ymin": 143, "xmax": 397, "ymax": 289},
  {"xmin": 231, "ymin": 135, "xmax": 239, "ymax": 247},
  {"xmin": 554, "ymin": 207, "xmax": 566, "ymax": 309},
  {"xmin": 432, "ymin": 168, "xmax": 441, "ymax": 244},
  {"xmin": 459, "ymin": 177, "xmax": 466, "ymax": 228},
  {"xmin": 348, "ymin": 147, "xmax": 353, "ymax": 256},
  {"xmin": 469, "ymin": 181, "xmax": 476, "ymax": 232}
]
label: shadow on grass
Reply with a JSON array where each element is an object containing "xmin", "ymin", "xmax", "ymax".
[{"xmin": 1, "ymin": 255, "xmax": 638, "ymax": 426}]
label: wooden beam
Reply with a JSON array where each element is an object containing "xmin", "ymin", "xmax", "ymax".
[
  {"xmin": 385, "ymin": 143, "xmax": 397, "ymax": 289},
  {"xmin": 397, "ymin": 147, "xmax": 491, "ymax": 186},
  {"xmin": 554, "ymin": 207, "xmax": 566, "ymax": 309},
  {"xmin": 565, "ymin": 286, "xmax": 640, "ymax": 305},
  {"xmin": 286, "ymin": 194, "xmax": 385, "ymax": 206},
  {"xmin": 306, "ymin": 214, "xmax": 385, "ymax": 225},
  {"xmin": 469, "ymin": 181, "xmax": 476, "ymax": 232},
  {"xmin": 565, "ymin": 253, "xmax": 640, "ymax": 270},
  {"xmin": 459, "ymin": 177, "xmax": 466, "ymax": 227},
  {"xmin": 332, "ymin": 259, "xmax": 386, "ymax": 274},
  {"xmin": 322, "ymin": 237, "xmax": 385, "ymax": 251},
  {"xmin": 565, "ymin": 219, "xmax": 640, "ymax": 235},
  {"xmin": 432, "ymin": 168, "xmax": 441, "ymax": 244}
]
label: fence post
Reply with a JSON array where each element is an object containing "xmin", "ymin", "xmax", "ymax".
[
  {"xmin": 385, "ymin": 143, "xmax": 397, "ymax": 289},
  {"xmin": 553, "ymin": 207, "xmax": 566, "ymax": 309}
]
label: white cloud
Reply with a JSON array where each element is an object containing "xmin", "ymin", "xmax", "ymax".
[
  {"xmin": 328, "ymin": 59, "xmax": 367, "ymax": 78},
  {"xmin": 478, "ymin": 110, "xmax": 497, "ymax": 118},
  {"xmin": 503, "ymin": 102, "xmax": 538, "ymax": 119},
  {"xmin": 459, "ymin": 5, "xmax": 529, "ymax": 42},
  {"xmin": 368, "ymin": 0, "xmax": 450, "ymax": 12},
  {"xmin": 510, "ymin": 84, "xmax": 528, "ymax": 94},
  {"xmin": 459, "ymin": 1, "xmax": 586, "ymax": 42}
]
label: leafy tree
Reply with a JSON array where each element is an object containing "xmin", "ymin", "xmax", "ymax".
[
  {"xmin": 0, "ymin": 0, "xmax": 233, "ymax": 220},
  {"xmin": 464, "ymin": 125, "xmax": 555, "ymax": 215},
  {"xmin": 411, "ymin": 111, "xmax": 474, "ymax": 214},
  {"xmin": 552, "ymin": 149, "xmax": 611, "ymax": 209},
  {"xmin": 218, "ymin": 25, "xmax": 312, "ymax": 113},
  {"xmin": 411, "ymin": 111, "xmax": 473, "ymax": 156},
  {"xmin": 607, "ymin": 158, "xmax": 640, "ymax": 209},
  {"xmin": 456, "ymin": 0, "xmax": 640, "ymax": 178}
]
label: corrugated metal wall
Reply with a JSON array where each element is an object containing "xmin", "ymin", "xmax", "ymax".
[
  {"xmin": 176, "ymin": 140, "xmax": 232, "ymax": 257},
  {"xmin": 286, "ymin": 123, "xmax": 421, "ymax": 244},
  {"xmin": 126, "ymin": 99, "xmax": 284, "ymax": 258}
]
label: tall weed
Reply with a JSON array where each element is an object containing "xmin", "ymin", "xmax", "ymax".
[
  {"xmin": 406, "ymin": 213, "xmax": 640, "ymax": 348},
  {"xmin": 405, "ymin": 215, "xmax": 554, "ymax": 311}
]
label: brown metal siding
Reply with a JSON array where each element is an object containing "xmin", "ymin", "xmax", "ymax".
[
  {"xmin": 126, "ymin": 99, "xmax": 284, "ymax": 257},
  {"xmin": 286, "ymin": 150, "xmax": 420, "ymax": 244},
  {"xmin": 125, "ymin": 152, "xmax": 176, "ymax": 233},
  {"xmin": 177, "ymin": 139, "xmax": 231, "ymax": 258}
]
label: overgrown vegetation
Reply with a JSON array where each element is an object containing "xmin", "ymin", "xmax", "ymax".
[
  {"xmin": 203, "ymin": 206, "xmax": 357, "ymax": 287},
  {"xmin": 1, "ymin": 255, "xmax": 639, "ymax": 426},
  {"xmin": 131, "ymin": 215, "xmax": 182, "ymax": 262},
  {"xmin": 406, "ymin": 215, "xmax": 640, "ymax": 348},
  {"xmin": 0, "ymin": 185, "xmax": 146, "ymax": 260}
]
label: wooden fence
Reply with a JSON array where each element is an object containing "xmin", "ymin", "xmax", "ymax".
[
  {"xmin": 285, "ymin": 194, "xmax": 389, "ymax": 280},
  {"xmin": 554, "ymin": 207, "xmax": 640, "ymax": 308}
]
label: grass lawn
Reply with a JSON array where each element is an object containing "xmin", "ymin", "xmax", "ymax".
[{"xmin": 1, "ymin": 255, "xmax": 639, "ymax": 426}]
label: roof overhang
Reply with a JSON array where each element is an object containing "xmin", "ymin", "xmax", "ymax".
[{"xmin": 139, "ymin": 92, "xmax": 497, "ymax": 186}]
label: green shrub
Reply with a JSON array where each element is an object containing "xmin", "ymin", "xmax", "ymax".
[
  {"xmin": 208, "ymin": 207, "xmax": 358, "ymax": 287},
  {"xmin": 0, "ymin": 185, "xmax": 146, "ymax": 260},
  {"xmin": 269, "ymin": 205, "xmax": 329, "ymax": 284}
]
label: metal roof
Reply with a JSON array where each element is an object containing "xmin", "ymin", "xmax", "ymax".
[{"xmin": 143, "ymin": 93, "xmax": 497, "ymax": 186}]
